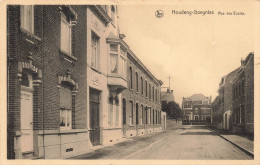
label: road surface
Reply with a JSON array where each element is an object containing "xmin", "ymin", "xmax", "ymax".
[{"xmin": 71, "ymin": 121, "xmax": 252, "ymax": 160}]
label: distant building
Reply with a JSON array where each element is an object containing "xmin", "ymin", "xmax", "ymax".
[
  {"xmin": 182, "ymin": 94, "xmax": 212, "ymax": 121},
  {"xmin": 161, "ymin": 89, "xmax": 175, "ymax": 104}
]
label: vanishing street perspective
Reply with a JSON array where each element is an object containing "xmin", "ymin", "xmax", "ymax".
[{"xmin": 7, "ymin": 5, "xmax": 254, "ymax": 160}]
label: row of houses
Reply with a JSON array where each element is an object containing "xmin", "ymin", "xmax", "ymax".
[
  {"xmin": 212, "ymin": 53, "xmax": 254, "ymax": 135},
  {"xmin": 7, "ymin": 5, "xmax": 166, "ymax": 159}
]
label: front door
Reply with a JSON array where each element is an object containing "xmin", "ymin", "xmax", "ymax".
[
  {"xmin": 89, "ymin": 89, "xmax": 100, "ymax": 146},
  {"xmin": 20, "ymin": 90, "xmax": 33, "ymax": 152}
]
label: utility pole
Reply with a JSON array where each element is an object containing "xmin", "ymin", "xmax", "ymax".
[{"xmin": 168, "ymin": 75, "xmax": 171, "ymax": 90}]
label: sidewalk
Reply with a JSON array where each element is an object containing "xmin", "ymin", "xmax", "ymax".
[{"xmin": 209, "ymin": 128, "xmax": 254, "ymax": 157}]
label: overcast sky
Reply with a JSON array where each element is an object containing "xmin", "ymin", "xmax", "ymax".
[{"xmin": 118, "ymin": 1, "xmax": 254, "ymax": 105}]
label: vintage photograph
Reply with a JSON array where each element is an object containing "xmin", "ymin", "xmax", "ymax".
[{"xmin": 3, "ymin": 0, "xmax": 258, "ymax": 162}]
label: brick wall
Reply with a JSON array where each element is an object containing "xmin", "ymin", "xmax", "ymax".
[
  {"xmin": 244, "ymin": 54, "xmax": 254, "ymax": 134},
  {"xmin": 122, "ymin": 54, "xmax": 162, "ymax": 131},
  {"xmin": 7, "ymin": 5, "xmax": 87, "ymax": 158}
]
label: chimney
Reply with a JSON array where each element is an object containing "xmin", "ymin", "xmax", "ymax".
[{"xmin": 167, "ymin": 89, "xmax": 170, "ymax": 93}]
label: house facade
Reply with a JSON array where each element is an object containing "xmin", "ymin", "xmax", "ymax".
[
  {"xmin": 213, "ymin": 68, "xmax": 240, "ymax": 129},
  {"xmin": 212, "ymin": 53, "xmax": 254, "ymax": 135},
  {"xmin": 7, "ymin": 5, "xmax": 166, "ymax": 159},
  {"xmin": 121, "ymin": 50, "xmax": 165, "ymax": 137},
  {"xmin": 182, "ymin": 94, "xmax": 212, "ymax": 122},
  {"xmin": 7, "ymin": 5, "xmax": 88, "ymax": 159},
  {"xmin": 85, "ymin": 5, "xmax": 128, "ymax": 146},
  {"xmin": 231, "ymin": 53, "xmax": 254, "ymax": 135}
]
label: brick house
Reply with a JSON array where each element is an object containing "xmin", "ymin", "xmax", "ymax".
[
  {"xmin": 121, "ymin": 49, "xmax": 165, "ymax": 137},
  {"xmin": 182, "ymin": 94, "xmax": 212, "ymax": 122},
  {"xmin": 231, "ymin": 53, "xmax": 254, "ymax": 135},
  {"xmin": 7, "ymin": 5, "xmax": 88, "ymax": 159},
  {"xmin": 214, "ymin": 68, "xmax": 240, "ymax": 130}
]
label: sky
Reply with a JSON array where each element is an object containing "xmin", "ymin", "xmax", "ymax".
[{"xmin": 118, "ymin": 1, "xmax": 254, "ymax": 105}]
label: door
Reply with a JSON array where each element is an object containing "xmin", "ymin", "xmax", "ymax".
[
  {"xmin": 20, "ymin": 90, "xmax": 33, "ymax": 152},
  {"xmin": 89, "ymin": 89, "xmax": 100, "ymax": 146}
]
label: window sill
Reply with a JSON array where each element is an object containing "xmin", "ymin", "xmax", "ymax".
[
  {"xmin": 60, "ymin": 49, "xmax": 78, "ymax": 63},
  {"xmin": 20, "ymin": 27, "xmax": 41, "ymax": 41},
  {"xmin": 91, "ymin": 67, "xmax": 101, "ymax": 74},
  {"xmin": 129, "ymin": 125, "xmax": 135, "ymax": 127}
]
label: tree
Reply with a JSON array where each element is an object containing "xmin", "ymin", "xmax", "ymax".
[{"xmin": 162, "ymin": 101, "xmax": 182, "ymax": 119}]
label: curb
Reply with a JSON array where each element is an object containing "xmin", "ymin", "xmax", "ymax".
[{"xmin": 209, "ymin": 128, "xmax": 254, "ymax": 158}]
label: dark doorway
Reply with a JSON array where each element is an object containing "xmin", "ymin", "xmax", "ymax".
[{"xmin": 89, "ymin": 88, "xmax": 100, "ymax": 146}]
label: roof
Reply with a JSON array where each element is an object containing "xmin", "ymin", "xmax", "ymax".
[{"xmin": 189, "ymin": 94, "xmax": 209, "ymax": 101}]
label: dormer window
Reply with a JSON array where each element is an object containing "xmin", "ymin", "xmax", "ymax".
[{"xmin": 20, "ymin": 5, "xmax": 34, "ymax": 33}]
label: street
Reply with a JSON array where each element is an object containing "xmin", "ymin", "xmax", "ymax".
[{"xmin": 71, "ymin": 120, "xmax": 252, "ymax": 160}]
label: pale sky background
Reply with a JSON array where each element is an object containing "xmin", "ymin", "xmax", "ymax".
[{"xmin": 118, "ymin": 2, "xmax": 254, "ymax": 105}]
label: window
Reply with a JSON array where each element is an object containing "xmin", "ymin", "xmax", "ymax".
[
  {"xmin": 149, "ymin": 108, "xmax": 151, "ymax": 124},
  {"xmin": 145, "ymin": 81, "xmax": 148, "ymax": 97},
  {"xmin": 109, "ymin": 99, "xmax": 113, "ymax": 127},
  {"xmin": 122, "ymin": 99, "xmax": 126, "ymax": 125},
  {"xmin": 141, "ymin": 77, "xmax": 143, "ymax": 95},
  {"xmin": 149, "ymin": 84, "xmax": 151, "ymax": 100},
  {"xmin": 91, "ymin": 32, "xmax": 99, "ymax": 69},
  {"xmin": 61, "ymin": 12, "xmax": 72, "ymax": 54},
  {"xmin": 146, "ymin": 107, "xmax": 148, "ymax": 124},
  {"xmin": 111, "ymin": 6, "xmax": 115, "ymax": 25},
  {"xmin": 129, "ymin": 67, "xmax": 133, "ymax": 90},
  {"xmin": 20, "ymin": 5, "xmax": 34, "ymax": 33},
  {"xmin": 116, "ymin": 102, "xmax": 119, "ymax": 127},
  {"xmin": 136, "ymin": 72, "xmax": 138, "ymax": 93},
  {"xmin": 140, "ymin": 105, "xmax": 144, "ymax": 125},
  {"xmin": 120, "ymin": 56, "xmax": 126, "ymax": 78},
  {"xmin": 110, "ymin": 54, "xmax": 118, "ymax": 73},
  {"xmin": 152, "ymin": 109, "xmax": 154, "ymax": 124},
  {"xmin": 136, "ymin": 103, "xmax": 139, "ymax": 125},
  {"xmin": 129, "ymin": 101, "xmax": 133, "ymax": 125},
  {"xmin": 152, "ymin": 86, "xmax": 154, "ymax": 101},
  {"xmin": 155, "ymin": 89, "xmax": 157, "ymax": 102},
  {"xmin": 60, "ymin": 85, "xmax": 72, "ymax": 129}
]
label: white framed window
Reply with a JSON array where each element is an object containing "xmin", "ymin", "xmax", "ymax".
[
  {"xmin": 61, "ymin": 12, "xmax": 72, "ymax": 54},
  {"xmin": 20, "ymin": 5, "xmax": 34, "ymax": 33},
  {"xmin": 60, "ymin": 85, "xmax": 72, "ymax": 130},
  {"xmin": 91, "ymin": 32, "xmax": 100, "ymax": 69},
  {"xmin": 109, "ymin": 44, "xmax": 126, "ymax": 78}
]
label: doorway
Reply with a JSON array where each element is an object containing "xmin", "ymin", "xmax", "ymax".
[{"xmin": 89, "ymin": 89, "xmax": 100, "ymax": 146}]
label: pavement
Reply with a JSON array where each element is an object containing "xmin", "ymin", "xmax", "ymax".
[
  {"xmin": 209, "ymin": 128, "xmax": 254, "ymax": 157},
  {"xmin": 69, "ymin": 120, "xmax": 253, "ymax": 160}
]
